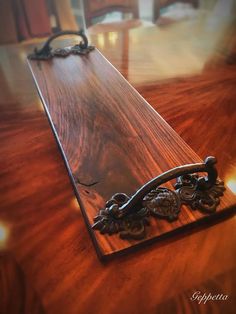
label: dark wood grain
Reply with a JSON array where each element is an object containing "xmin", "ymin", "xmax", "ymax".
[
  {"xmin": 1, "ymin": 10, "xmax": 236, "ymax": 313},
  {"xmin": 28, "ymin": 49, "xmax": 235, "ymax": 258},
  {"xmin": 90, "ymin": 20, "xmax": 236, "ymax": 184},
  {"xmin": 138, "ymin": 66, "xmax": 236, "ymax": 182}
]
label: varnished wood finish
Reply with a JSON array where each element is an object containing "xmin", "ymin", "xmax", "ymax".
[
  {"xmin": 28, "ymin": 49, "xmax": 234, "ymax": 258},
  {"xmin": 0, "ymin": 253, "xmax": 44, "ymax": 314},
  {"xmin": 138, "ymin": 66, "xmax": 236, "ymax": 182},
  {"xmin": 89, "ymin": 16, "xmax": 236, "ymax": 183},
  {"xmin": 1, "ymin": 6, "xmax": 236, "ymax": 313}
]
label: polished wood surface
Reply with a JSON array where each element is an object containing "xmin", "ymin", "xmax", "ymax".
[
  {"xmin": 0, "ymin": 5, "xmax": 236, "ymax": 313},
  {"xmin": 29, "ymin": 49, "xmax": 234, "ymax": 258},
  {"xmin": 0, "ymin": 253, "xmax": 44, "ymax": 314},
  {"xmin": 89, "ymin": 14, "xmax": 236, "ymax": 183}
]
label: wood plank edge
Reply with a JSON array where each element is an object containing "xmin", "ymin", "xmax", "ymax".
[
  {"xmin": 27, "ymin": 56, "xmax": 235, "ymax": 262},
  {"xmin": 27, "ymin": 59, "xmax": 104, "ymax": 261},
  {"xmin": 100, "ymin": 205, "xmax": 236, "ymax": 262}
]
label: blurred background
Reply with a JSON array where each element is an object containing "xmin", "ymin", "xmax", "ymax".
[
  {"xmin": 1, "ymin": 1, "xmax": 236, "ymax": 84},
  {"xmin": 0, "ymin": 1, "xmax": 235, "ymax": 197},
  {"xmin": 0, "ymin": 1, "xmax": 235, "ymax": 43}
]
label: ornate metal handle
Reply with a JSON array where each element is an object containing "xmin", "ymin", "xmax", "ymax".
[
  {"xmin": 28, "ymin": 30, "xmax": 94, "ymax": 60},
  {"xmin": 92, "ymin": 157, "xmax": 225, "ymax": 240}
]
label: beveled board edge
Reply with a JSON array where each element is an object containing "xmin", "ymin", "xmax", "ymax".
[
  {"xmin": 27, "ymin": 52, "xmax": 236, "ymax": 261},
  {"xmin": 27, "ymin": 59, "xmax": 105, "ymax": 260}
]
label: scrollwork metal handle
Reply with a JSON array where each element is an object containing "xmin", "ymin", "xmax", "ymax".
[
  {"xmin": 92, "ymin": 157, "xmax": 225, "ymax": 240},
  {"xmin": 28, "ymin": 30, "xmax": 94, "ymax": 60}
]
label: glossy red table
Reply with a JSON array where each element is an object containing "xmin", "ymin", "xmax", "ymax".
[{"xmin": 0, "ymin": 16, "xmax": 235, "ymax": 314}]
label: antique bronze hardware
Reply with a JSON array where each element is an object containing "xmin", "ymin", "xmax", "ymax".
[
  {"xmin": 92, "ymin": 157, "xmax": 225, "ymax": 240},
  {"xmin": 28, "ymin": 30, "xmax": 94, "ymax": 60}
]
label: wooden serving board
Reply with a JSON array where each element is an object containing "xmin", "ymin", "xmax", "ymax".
[{"xmin": 28, "ymin": 49, "xmax": 235, "ymax": 259}]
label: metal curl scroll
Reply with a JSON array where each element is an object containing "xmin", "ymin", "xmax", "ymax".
[
  {"xmin": 92, "ymin": 157, "xmax": 225, "ymax": 240},
  {"xmin": 28, "ymin": 30, "xmax": 94, "ymax": 60}
]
